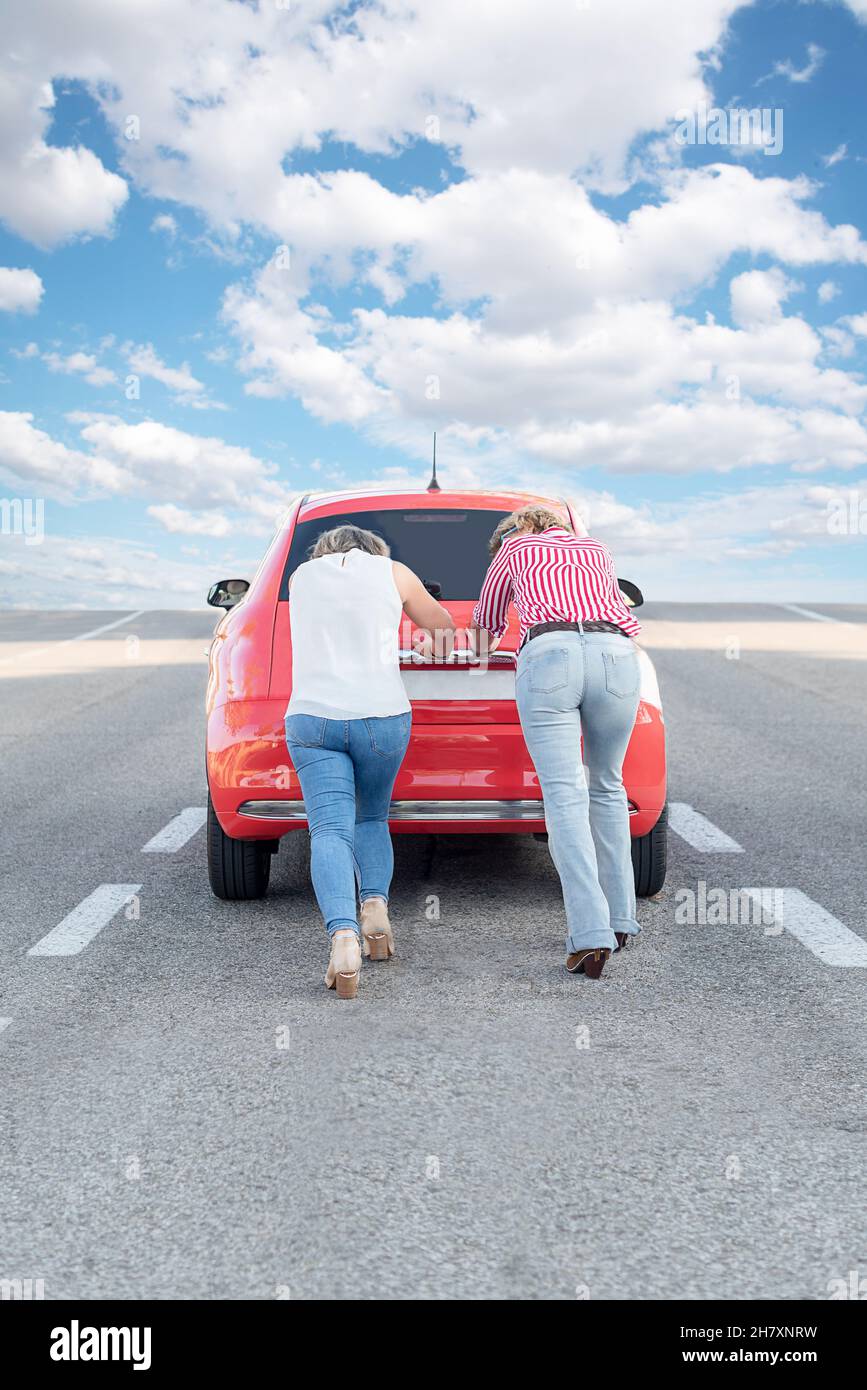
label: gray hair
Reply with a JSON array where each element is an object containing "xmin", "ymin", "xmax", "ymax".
[{"xmin": 309, "ymin": 524, "xmax": 390, "ymax": 559}]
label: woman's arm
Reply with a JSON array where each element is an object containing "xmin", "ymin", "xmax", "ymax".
[
  {"xmin": 469, "ymin": 544, "xmax": 513, "ymax": 653},
  {"xmin": 392, "ymin": 561, "xmax": 456, "ymax": 658}
]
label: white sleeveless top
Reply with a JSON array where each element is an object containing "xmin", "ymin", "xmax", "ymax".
[{"xmin": 286, "ymin": 550, "xmax": 411, "ymax": 720}]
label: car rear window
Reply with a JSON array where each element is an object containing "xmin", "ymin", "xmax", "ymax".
[{"xmin": 280, "ymin": 508, "xmax": 512, "ymax": 600}]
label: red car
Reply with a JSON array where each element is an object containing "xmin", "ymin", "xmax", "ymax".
[{"xmin": 205, "ymin": 487, "xmax": 667, "ymax": 900}]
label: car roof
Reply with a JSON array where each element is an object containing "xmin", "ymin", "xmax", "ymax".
[{"xmin": 291, "ymin": 486, "xmax": 572, "ymax": 525}]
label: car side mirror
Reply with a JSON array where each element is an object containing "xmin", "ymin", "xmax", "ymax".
[
  {"xmin": 618, "ymin": 578, "xmax": 643, "ymax": 609},
  {"xmin": 207, "ymin": 578, "xmax": 250, "ymax": 610}
]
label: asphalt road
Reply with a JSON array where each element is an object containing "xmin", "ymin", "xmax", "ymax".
[{"xmin": 1, "ymin": 604, "xmax": 865, "ymax": 1301}]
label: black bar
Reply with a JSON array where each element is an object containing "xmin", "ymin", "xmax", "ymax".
[{"xmin": 5, "ymin": 1299, "xmax": 862, "ymax": 1375}]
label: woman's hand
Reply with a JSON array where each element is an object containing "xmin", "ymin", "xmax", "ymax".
[{"xmin": 467, "ymin": 623, "xmax": 501, "ymax": 658}]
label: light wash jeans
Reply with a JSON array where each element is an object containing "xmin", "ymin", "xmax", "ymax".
[
  {"xmin": 515, "ymin": 631, "xmax": 641, "ymax": 955},
  {"xmin": 284, "ymin": 712, "xmax": 412, "ymax": 940}
]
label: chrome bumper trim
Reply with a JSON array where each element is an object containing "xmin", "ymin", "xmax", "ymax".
[{"xmin": 237, "ymin": 798, "xmax": 546, "ymax": 822}]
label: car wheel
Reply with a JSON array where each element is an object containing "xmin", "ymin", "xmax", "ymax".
[
  {"xmin": 631, "ymin": 802, "xmax": 668, "ymax": 898},
  {"xmin": 207, "ymin": 794, "xmax": 273, "ymax": 900}
]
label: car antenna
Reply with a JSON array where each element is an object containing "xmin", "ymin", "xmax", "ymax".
[{"xmin": 427, "ymin": 431, "xmax": 441, "ymax": 492}]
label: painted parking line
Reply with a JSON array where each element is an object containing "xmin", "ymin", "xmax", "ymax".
[
  {"xmin": 745, "ymin": 888, "xmax": 867, "ymax": 968},
  {"xmin": 27, "ymin": 884, "xmax": 142, "ymax": 958},
  {"xmin": 779, "ymin": 604, "xmax": 842, "ymax": 624},
  {"xmin": 669, "ymin": 803, "xmax": 744, "ymax": 853},
  {"xmin": 0, "ymin": 1018, "xmax": 12, "ymax": 1036},
  {"xmin": 142, "ymin": 807, "xmax": 207, "ymax": 853},
  {"xmin": 0, "ymin": 610, "xmax": 145, "ymax": 668}
]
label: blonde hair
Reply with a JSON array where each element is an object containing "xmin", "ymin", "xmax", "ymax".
[
  {"xmin": 488, "ymin": 505, "xmax": 570, "ymax": 556},
  {"xmin": 310, "ymin": 525, "xmax": 390, "ymax": 559}
]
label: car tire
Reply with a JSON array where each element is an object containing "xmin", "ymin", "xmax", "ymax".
[
  {"xmin": 207, "ymin": 795, "xmax": 273, "ymax": 900},
  {"xmin": 631, "ymin": 802, "xmax": 668, "ymax": 898}
]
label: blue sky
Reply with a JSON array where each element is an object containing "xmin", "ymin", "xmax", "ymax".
[{"xmin": 0, "ymin": 0, "xmax": 865, "ymax": 606}]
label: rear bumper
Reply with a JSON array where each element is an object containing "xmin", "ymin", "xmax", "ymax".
[{"xmin": 207, "ymin": 698, "xmax": 666, "ymax": 840}]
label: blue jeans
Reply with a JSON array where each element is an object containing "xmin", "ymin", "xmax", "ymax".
[
  {"xmin": 284, "ymin": 712, "xmax": 412, "ymax": 940},
  {"xmin": 515, "ymin": 632, "xmax": 641, "ymax": 955}
]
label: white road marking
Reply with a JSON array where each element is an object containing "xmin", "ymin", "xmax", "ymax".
[
  {"xmin": 142, "ymin": 807, "xmax": 207, "ymax": 852},
  {"xmin": 28, "ymin": 884, "xmax": 142, "ymax": 957},
  {"xmin": 55, "ymin": 611, "xmax": 147, "ymax": 641},
  {"xmin": 745, "ymin": 888, "xmax": 867, "ymax": 968},
  {"xmin": 0, "ymin": 611, "xmax": 145, "ymax": 668},
  {"xmin": 779, "ymin": 604, "xmax": 839, "ymax": 624},
  {"xmin": 669, "ymin": 803, "xmax": 744, "ymax": 853},
  {"xmin": 0, "ymin": 1018, "xmax": 12, "ymax": 1036}
]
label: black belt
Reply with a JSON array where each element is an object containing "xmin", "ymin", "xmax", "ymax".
[{"xmin": 522, "ymin": 619, "xmax": 629, "ymax": 648}]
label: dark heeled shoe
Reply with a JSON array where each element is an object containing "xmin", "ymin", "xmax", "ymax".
[
  {"xmin": 565, "ymin": 947, "xmax": 610, "ymax": 979},
  {"xmin": 614, "ymin": 932, "xmax": 629, "ymax": 952}
]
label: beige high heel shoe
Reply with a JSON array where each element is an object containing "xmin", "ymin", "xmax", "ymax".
[
  {"xmin": 360, "ymin": 898, "xmax": 394, "ymax": 961},
  {"xmin": 324, "ymin": 928, "xmax": 362, "ymax": 999}
]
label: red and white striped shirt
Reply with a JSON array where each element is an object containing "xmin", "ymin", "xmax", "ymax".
[{"xmin": 472, "ymin": 527, "xmax": 641, "ymax": 646}]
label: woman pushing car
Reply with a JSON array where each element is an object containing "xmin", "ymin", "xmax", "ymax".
[
  {"xmin": 470, "ymin": 505, "xmax": 641, "ymax": 980},
  {"xmin": 285, "ymin": 523, "xmax": 454, "ymax": 998}
]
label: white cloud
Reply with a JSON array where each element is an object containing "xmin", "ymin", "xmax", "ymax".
[
  {"xmin": 0, "ymin": 533, "xmax": 210, "ymax": 609},
  {"xmin": 73, "ymin": 414, "xmax": 296, "ymax": 527},
  {"xmin": 695, "ymin": 316, "xmax": 867, "ymax": 415},
  {"xmin": 147, "ymin": 503, "xmax": 231, "ymax": 537},
  {"xmin": 557, "ymin": 475, "xmax": 867, "ymax": 604},
  {"xmin": 217, "ymin": 156, "xmax": 867, "ymax": 405},
  {"xmin": 818, "ymin": 280, "xmax": 840, "ymax": 304},
  {"xmin": 822, "ymin": 143, "xmax": 848, "ymax": 169},
  {"xmin": 4, "ymin": 0, "xmax": 867, "ymax": 602},
  {"xmin": 125, "ymin": 343, "xmax": 203, "ymax": 396},
  {"xmin": 124, "ymin": 342, "xmax": 224, "ymax": 409},
  {"xmin": 571, "ymin": 477, "xmax": 855, "ymax": 561},
  {"xmin": 213, "ymin": 164, "xmax": 867, "ymax": 360},
  {"xmin": 220, "ymin": 163, "xmax": 867, "ymax": 480},
  {"xmin": 0, "ymin": 410, "xmax": 131, "ymax": 499},
  {"xmin": 84, "ymin": 367, "xmax": 117, "ymax": 387},
  {"xmin": 757, "ymin": 42, "xmax": 825, "ymax": 86},
  {"xmin": 7, "ymin": 5, "xmax": 867, "ymax": 488},
  {"xmin": 729, "ymin": 268, "xmax": 797, "ymax": 328},
  {"xmin": 43, "ymin": 349, "xmax": 117, "ymax": 387},
  {"xmin": 0, "ymin": 409, "xmax": 296, "ymax": 531},
  {"xmin": 224, "ymin": 268, "xmax": 389, "ymax": 424},
  {"xmin": 0, "ymin": 72, "xmax": 126, "ymax": 246},
  {"xmin": 0, "ymin": 0, "xmax": 740, "ymax": 247},
  {"xmin": 521, "ymin": 400, "xmax": 867, "ymax": 475},
  {"xmin": 0, "ymin": 266, "xmax": 43, "ymax": 313},
  {"xmin": 820, "ymin": 325, "xmax": 855, "ymax": 358},
  {"xmin": 150, "ymin": 213, "xmax": 177, "ymax": 238}
]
